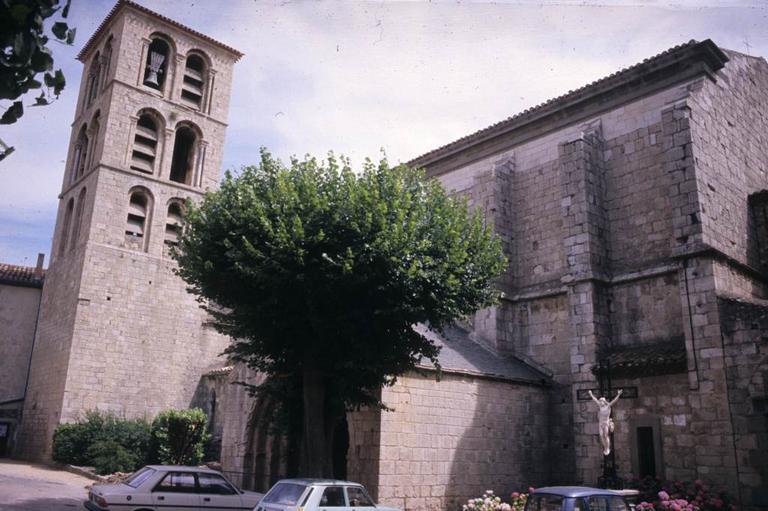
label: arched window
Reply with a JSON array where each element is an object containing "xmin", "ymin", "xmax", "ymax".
[
  {"xmin": 143, "ymin": 37, "xmax": 171, "ymax": 91},
  {"xmin": 86, "ymin": 52, "xmax": 101, "ymax": 107},
  {"xmin": 131, "ymin": 113, "xmax": 160, "ymax": 173},
  {"xmin": 87, "ymin": 111, "xmax": 100, "ymax": 170},
  {"xmin": 165, "ymin": 201, "xmax": 184, "ymax": 246},
  {"xmin": 71, "ymin": 125, "xmax": 89, "ymax": 182},
  {"xmin": 181, "ymin": 53, "xmax": 206, "ymax": 109},
  {"xmin": 125, "ymin": 190, "xmax": 152, "ymax": 250},
  {"xmin": 70, "ymin": 188, "xmax": 87, "ymax": 251},
  {"xmin": 59, "ymin": 198, "xmax": 75, "ymax": 256},
  {"xmin": 100, "ymin": 37, "xmax": 113, "ymax": 91},
  {"xmin": 170, "ymin": 126, "xmax": 197, "ymax": 185}
]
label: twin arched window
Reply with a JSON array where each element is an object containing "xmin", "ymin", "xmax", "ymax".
[
  {"xmin": 124, "ymin": 192, "xmax": 185, "ymax": 252},
  {"xmin": 58, "ymin": 187, "xmax": 87, "ymax": 257}
]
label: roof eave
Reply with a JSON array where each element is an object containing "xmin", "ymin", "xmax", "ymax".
[
  {"xmin": 77, "ymin": 0, "xmax": 244, "ymax": 63},
  {"xmin": 409, "ymin": 39, "xmax": 728, "ymax": 174}
]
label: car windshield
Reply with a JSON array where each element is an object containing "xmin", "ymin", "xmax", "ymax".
[
  {"xmin": 123, "ymin": 467, "xmax": 156, "ymax": 488},
  {"xmin": 262, "ymin": 482, "xmax": 308, "ymax": 505},
  {"xmin": 527, "ymin": 495, "xmax": 564, "ymax": 511}
]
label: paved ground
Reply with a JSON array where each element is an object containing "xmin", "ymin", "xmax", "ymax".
[{"xmin": 0, "ymin": 459, "xmax": 92, "ymax": 511}]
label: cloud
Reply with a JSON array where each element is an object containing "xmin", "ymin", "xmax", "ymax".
[{"xmin": 1, "ymin": 0, "xmax": 767, "ymax": 265}]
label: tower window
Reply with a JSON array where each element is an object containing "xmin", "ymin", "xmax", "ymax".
[
  {"xmin": 101, "ymin": 37, "xmax": 113, "ymax": 91},
  {"xmin": 59, "ymin": 198, "xmax": 75, "ymax": 256},
  {"xmin": 131, "ymin": 114, "xmax": 159, "ymax": 173},
  {"xmin": 170, "ymin": 126, "xmax": 197, "ymax": 185},
  {"xmin": 71, "ymin": 125, "xmax": 89, "ymax": 182},
  {"xmin": 144, "ymin": 38, "xmax": 170, "ymax": 91},
  {"xmin": 126, "ymin": 191, "xmax": 150, "ymax": 247},
  {"xmin": 181, "ymin": 54, "xmax": 206, "ymax": 109},
  {"xmin": 70, "ymin": 188, "xmax": 87, "ymax": 251},
  {"xmin": 85, "ymin": 52, "xmax": 101, "ymax": 107},
  {"xmin": 165, "ymin": 202, "xmax": 184, "ymax": 246}
]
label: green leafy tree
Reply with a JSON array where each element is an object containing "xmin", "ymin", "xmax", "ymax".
[
  {"xmin": 151, "ymin": 408, "xmax": 209, "ymax": 465},
  {"xmin": 0, "ymin": 0, "xmax": 76, "ymax": 159},
  {"xmin": 174, "ymin": 151, "xmax": 506, "ymax": 476}
]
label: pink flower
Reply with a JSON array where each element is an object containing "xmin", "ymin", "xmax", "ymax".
[
  {"xmin": 529, "ymin": 487, "xmax": 535, "ymax": 494},
  {"xmin": 512, "ymin": 493, "xmax": 520, "ymax": 498},
  {"xmin": 659, "ymin": 491, "xmax": 670, "ymax": 501}
]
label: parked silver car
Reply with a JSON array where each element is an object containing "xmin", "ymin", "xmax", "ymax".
[
  {"xmin": 254, "ymin": 479, "xmax": 400, "ymax": 511},
  {"xmin": 85, "ymin": 465, "xmax": 263, "ymax": 511}
]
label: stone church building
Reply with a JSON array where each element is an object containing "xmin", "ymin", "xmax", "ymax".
[{"xmin": 0, "ymin": 1, "xmax": 767, "ymax": 510}]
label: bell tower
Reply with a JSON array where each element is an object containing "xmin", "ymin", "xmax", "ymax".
[{"xmin": 17, "ymin": 0, "xmax": 242, "ymax": 460}]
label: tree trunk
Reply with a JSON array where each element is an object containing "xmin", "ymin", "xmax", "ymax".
[{"xmin": 300, "ymin": 367, "xmax": 331, "ymax": 477}]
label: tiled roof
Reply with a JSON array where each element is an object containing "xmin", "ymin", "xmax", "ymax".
[
  {"xmin": 594, "ymin": 340, "xmax": 687, "ymax": 379},
  {"xmin": 414, "ymin": 323, "xmax": 549, "ymax": 385},
  {"xmin": 409, "ymin": 39, "xmax": 728, "ymax": 168},
  {"xmin": 77, "ymin": 0, "xmax": 244, "ymax": 62},
  {"xmin": 0, "ymin": 263, "xmax": 45, "ymax": 288}
]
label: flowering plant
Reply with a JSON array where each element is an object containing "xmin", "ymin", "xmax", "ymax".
[
  {"xmin": 462, "ymin": 489, "xmax": 531, "ymax": 511},
  {"xmin": 630, "ymin": 478, "xmax": 735, "ymax": 511}
]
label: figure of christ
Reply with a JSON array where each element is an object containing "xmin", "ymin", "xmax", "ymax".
[{"xmin": 588, "ymin": 389, "xmax": 623, "ymax": 455}]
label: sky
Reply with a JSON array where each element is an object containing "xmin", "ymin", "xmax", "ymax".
[{"xmin": 1, "ymin": 0, "xmax": 768, "ymax": 267}]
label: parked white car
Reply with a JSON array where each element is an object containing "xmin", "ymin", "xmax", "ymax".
[
  {"xmin": 85, "ymin": 465, "xmax": 263, "ymax": 511},
  {"xmin": 254, "ymin": 479, "xmax": 400, "ymax": 511}
]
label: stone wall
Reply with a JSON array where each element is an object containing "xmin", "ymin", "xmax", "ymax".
[
  {"xmin": 719, "ymin": 297, "xmax": 768, "ymax": 509},
  {"xmin": 0, "ymin": 283, "xmax": 41, "ymax": 403},
  {"xmin": 372, "ymin": 372, "xmax": 550, "ymax": 511}
]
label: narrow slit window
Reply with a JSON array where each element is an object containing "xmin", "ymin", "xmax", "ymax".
[
  {"xmin": 181, "ymin": 55, "xmax": 205, "ymax": 109},
  {"xmin": 144, "ymin": 38, "xmax": 170, "ymax": 91},
  {"xmin": 101, "ymin": 38, "xmax": 113, "ymax": 91},
  {"xmin": 126, "ymin": 193, "xmax": 148, "ymax": 238},
  {"xmin": 70, "ymin": 188, "xmax": 87, "ymax": 251},
  {"xmin": 131, "ymin": 115, "xmax": 159, "ymax": 173},
  {"xmin": 71, "ymin": 125, "xmax": 88, "ymax": 183},
  {"xmin": 165, "ymin": 202, "xmax": 184, "ymax": 246},
  {"xmin": 59, "ymin": 198, "xmax": 75, "ymax": 256},
  {"xmin": 86, "ymin": 52, "xmax": 100, "ymax": 107},
  {"xmin": 170, "ymin": 126, "xmax": 196, "ymax": 185}
]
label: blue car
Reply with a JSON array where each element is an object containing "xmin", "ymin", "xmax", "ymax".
[{"xmin": 525, "ymin": 487, "xmax": 632, "ymax": 511}]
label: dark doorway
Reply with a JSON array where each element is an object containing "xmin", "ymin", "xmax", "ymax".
[
  {"xmin": 170, "ymin": 127, "xmax": 196, "ymax": 184},
  {"xmin": 0, "ymin": 423, "xmax": 10, "ymax": 457},
  {"xmin": 637, "ymin": 426, "xmax": 656, "ymax": 477},
  {"xmin": 332, "ymin": 415, "xmax": 349, "ymax": 480}
]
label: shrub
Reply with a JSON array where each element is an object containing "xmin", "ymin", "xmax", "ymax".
[
  {"xmin": 51, "ymin": 410, "xmax": 151, "ymax": 472},
  {"xmin": 151, "ymin": 408, "xmax": 209, "ymax": 465},
  {"xmin": 462, "ymin": 490, "xmax": 531, "ymax": 511},
  {"xmin": 87, "ymin": 440, "xmax": 138, "ymax": 475}
]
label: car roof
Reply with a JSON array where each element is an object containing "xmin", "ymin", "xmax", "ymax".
[
  {"xmin": 144, "ymin": 465, "xmax": 222, "ymax": 474},
  {"xmin": 272, "ymin": 478, "xmax": 365, "ymax": 487},
  {"xmin": 533, "ymin": 487, "xmax": 624, "ymax": 498}
]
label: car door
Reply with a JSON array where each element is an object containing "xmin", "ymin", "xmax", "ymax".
[
  {"xmin": 345, "ymin": 486, "xmax": 375, "ymax": 511},
  {"xmin": 152, "ymin": 471, "xmax": 201, "ymax": 511},
  {"xmin": 317, "ymin": 486, "xmax": 350, "ymax": 511},
  {"xmin": 197, "ymin": 472, "xmax": 248, "ymax": 511}
]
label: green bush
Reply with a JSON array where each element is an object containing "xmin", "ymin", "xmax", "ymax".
[
  {"xmin": 51, "ymin": 410, "xmax": 151, "ymax": 472},
  {"xmin": 151, "ymin": 408, "xmax": 209, "ymax": 465},
  {"xmin": 87, "ymin": 440, "xmax": 138, "ymax": 475}
]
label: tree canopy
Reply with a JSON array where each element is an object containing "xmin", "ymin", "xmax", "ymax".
[{"xmin": 174, "ymin": 150, "xmax": 506, "ymax": 476}]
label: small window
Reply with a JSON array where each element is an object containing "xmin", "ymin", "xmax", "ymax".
[
  {"xmin": 528, "ymin": 495, "xmax": 564, "ymax": 511},
  {"xmin": 198, "ymin": 473, "xmax": 236, "ymax": 495},
  {"xmin": 170, "ymin": 126, "xmax": 197, "ymax": 185},
  {"xmin": 144, "ymin": 38, "xmax": 170, "ymax": 91},
  {"xmin": 320, "ymin": 487, "xmax": 346, "ymax": 507},
  {"xmin": 181, "ymin": 54, "xmax": 205, "ymax": 109},
  {"xmin": 101, "ymin": 38, "xmax": 113, "ymax": 91},
  {"xmin": 346, "ymin": 487, "xmax": 374, "ymax": 507},
  {"xmin": 70, "ymin": 188, "xmax": 87, "ymax": 250},
  {"xmin": 165, "ymin": 202, "xmax": 184, "ymax": 246},
  {"xmin": 131, "ymin": 115, "xmax": 159, "ymax": 173},
  {"xmin": 86, "ymin": 52, "xmax": 101, "ymax": 107},
  {"xmin": 71, "ymin": 125, "xmax": 89, "ymax": 182},
  {"xmin": 126, "ymin": 192, "xmax": 149, "ymax": 240},
  {"xmin": 262, "ymin": 483, "xmax": 308, "ymax": 506},
  {"xmin": 59, "ymin": 198, "xmax": 75, "ymax": 256},
  {"xmin": 155, "ymin": 472, "xmax": 196, "ymax": 493}
]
